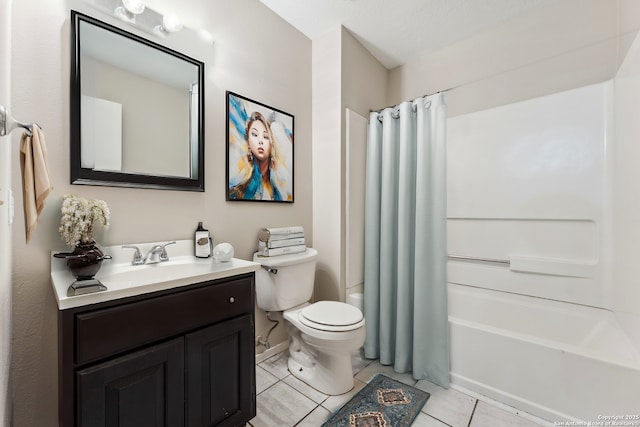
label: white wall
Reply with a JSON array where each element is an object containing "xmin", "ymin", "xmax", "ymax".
[
  {"xmin": 9, "ymin": 0, "xmax": 312, "ymax": 424},
  {"xmin": 0, "ymin": 1, "xmax": 13, "ymax": 425},
  {"xmin": 341, "ymin": 30, "xmax": 387, "ymax": 300},
  {"xmin": 389, "ymin": 0, "xmax": 640, "ymax": 118},
  {"xmin": 312, "ymin": 27, "xmax": 387, "ymax": 304},
  {"xmin": 312, "ymin": 28, "xmax": 342, "ymax": 302},
  {"xmin": 613, "ymin": 30, "xmax": 640, "ymax": 344},
  {"xmin": 341, "ymin": 28, "xmax": 388, "ymax": 116}
]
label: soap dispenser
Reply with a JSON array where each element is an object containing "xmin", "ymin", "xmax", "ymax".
[{"xmin": 194, "ymin": 222, "xmax": 212, "ymax": 258}]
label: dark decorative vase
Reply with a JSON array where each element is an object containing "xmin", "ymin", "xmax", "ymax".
[{"xmin": 54, "ymin": 242, "xmax": 112, "ymax": 281}]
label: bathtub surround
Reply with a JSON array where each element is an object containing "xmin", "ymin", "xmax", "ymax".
[
  {"xmin": 447, "ymin": 82, "xmax": 611, "ymax": 308},
  {"xmin": 613, "ymin": 7, "xmax": 640, "ymax": 347},
  {"xmin": 364, "ymin": 93, "xmax": 449, "ymax": 388},
  {"xmin": 446, "ymin": 78, "xmax": 640, "ymax": 421}
]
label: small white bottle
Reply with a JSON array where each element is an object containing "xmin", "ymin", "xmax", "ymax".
[{"xmin": 195, "ymin": 222, "xmax": 212, "ymax": 258}]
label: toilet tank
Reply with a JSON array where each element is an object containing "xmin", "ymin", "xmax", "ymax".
[{"xmin": 253, "ymin": 248, "xmax": 318, "ymax": 311}]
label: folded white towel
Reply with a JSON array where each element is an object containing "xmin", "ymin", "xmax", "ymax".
[
  {"xmin": 261, "ymin": 237, "xmax": 306, "ymax": 249},
  {"xmin": 20, "ymin": 124, "xmax": 52, "ymax": 243},
  {"xmin": 258, "ymin": 226, "xmax": 304, "ymax": 242},
  {"xmin": 257, "ymin": 244, "xmax": 306, "ymax": 257}
]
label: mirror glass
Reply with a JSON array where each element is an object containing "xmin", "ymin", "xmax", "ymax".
[{"xmin": 70, "ymin": 10, "xmax": 205, "ymax": 191}]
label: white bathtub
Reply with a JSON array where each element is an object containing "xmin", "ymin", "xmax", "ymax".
[{"xmin": 448, "ymin": 283, "xmax": 640, "ymax": 423}]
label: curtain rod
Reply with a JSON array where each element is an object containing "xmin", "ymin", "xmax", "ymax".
[{"xmin": 369, "ymin": 85, "xmax": 457, "ymax": 114}]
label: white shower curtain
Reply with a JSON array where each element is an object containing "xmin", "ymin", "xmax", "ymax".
[{"xmin": 363, "ymin": 93, "xmax": 449, "ymax": 388}]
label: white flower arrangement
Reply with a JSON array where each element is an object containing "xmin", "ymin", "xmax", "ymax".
[{"xmin": 59, "ymin": 194, "xmax": 110, "ymax": 247}]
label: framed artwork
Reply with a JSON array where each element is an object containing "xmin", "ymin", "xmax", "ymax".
[{"xmin": 226, "ymin": 91, "xmax": 294, "ymax": 202}]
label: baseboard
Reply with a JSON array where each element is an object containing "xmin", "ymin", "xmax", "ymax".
[
  {"xmin": 450, "ymin": 373, "xmax": 568, "ymax": 426},
  {"xmin": 255, "ymin": 340, "xmax": 289, "ymax": 364}
]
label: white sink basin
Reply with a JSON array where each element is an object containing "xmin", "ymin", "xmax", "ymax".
[
  {"xmin": 51, "ymin": 240, "xmax": 261, "ymax": 310},
  {"xmin": 98, "ymin": 256, "xmax": 222, "ymax": 288}
]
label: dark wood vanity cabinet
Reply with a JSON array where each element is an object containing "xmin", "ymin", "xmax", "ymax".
[
  {"xmin": 58, "ymin": 273, "xmax": 256, "ymax": 427},
  {"xmin": 76, "ymin": 337, "xmax": 186, "ymax": 426}
]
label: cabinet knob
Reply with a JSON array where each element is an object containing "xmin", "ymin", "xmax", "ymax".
[{"xmin": 229, "ymin": 296, "xmax": 235, "ymax": 303}]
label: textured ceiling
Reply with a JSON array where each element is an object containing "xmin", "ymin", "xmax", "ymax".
[{"xmin": 259, "ymin": 0, "xmax": 559, "ymax": 69}]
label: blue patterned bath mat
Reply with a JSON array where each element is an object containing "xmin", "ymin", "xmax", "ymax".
[{"xmin": 321, "ymin": 373, "xmax": 430, "ymax": 427}]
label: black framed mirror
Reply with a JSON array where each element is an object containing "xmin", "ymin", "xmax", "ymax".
[{"xmin": 70, "ymin": 10, "xmax": 205, "ymax": 191}]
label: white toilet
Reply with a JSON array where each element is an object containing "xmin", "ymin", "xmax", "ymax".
[{"xmin": 253, "ymin": 248, "xmax": 366, "ymax": 395}]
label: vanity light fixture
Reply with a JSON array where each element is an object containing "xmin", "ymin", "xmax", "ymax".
[
  {"xmin": 114, "ymin": 0, "xmax": 145, "ymax": 24},
  {"xmin": 153, "ymin": 13, "xmax": 183, "ymax": 37}
]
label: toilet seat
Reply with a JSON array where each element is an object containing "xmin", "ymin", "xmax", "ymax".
[{"xmin": 299, "ymin": 301, "xmax": 364, "ymax": 332}]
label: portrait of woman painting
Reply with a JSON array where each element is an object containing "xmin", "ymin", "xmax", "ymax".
[{"xmin": 226, "ymin": 91, "xmax": 294, "ymax": 202}]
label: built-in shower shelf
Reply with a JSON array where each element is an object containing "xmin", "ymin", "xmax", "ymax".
[
  {"xmin": 448, "ymin": 254, "xmax": 595, "ymax": 278},
  {"xmin": 509, "ymin": 256, "xmax": 595, "ymax": 278}
]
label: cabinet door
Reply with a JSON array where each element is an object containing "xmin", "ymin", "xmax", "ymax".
[
  {"xmin": 76, "ymin": 338, "xmax": 185, "ymax": 427},
  {"xmin": 187, "ymin": 315, "xmax": 255, "ymax": 427}
]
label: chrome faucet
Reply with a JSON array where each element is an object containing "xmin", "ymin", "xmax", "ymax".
[
  {"xmin": 122, "ymin": 245, "xmax": 144, "ymax": 265},
  {"xmin": 145, "ymin": 241, "xmax": 176, "ymax": 264},
  {"xmin": 122, "ymin": 241, "xmax": 176, "ymax": 265}
]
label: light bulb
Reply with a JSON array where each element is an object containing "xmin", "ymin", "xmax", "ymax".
[
  {"xmin": 153, "ymin": 13, "xmax": 183, "ymax": 37},
  {"xmin": 114, "ymin": 0, "xmax": 145, "ymax": 23},
  {"xmin": 162, "ymin": 14, "xmax": 182, "ymax": 33},
  {"xmin": 122, "ymin": 0, "xmax": 145, "ymax": 15}
]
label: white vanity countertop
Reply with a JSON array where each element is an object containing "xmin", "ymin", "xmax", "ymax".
[{"xmin": 51, "ymin": 240, "xmax": 261, "ymax": 310}]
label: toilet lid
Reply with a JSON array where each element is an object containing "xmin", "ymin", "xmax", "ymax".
[{"xmin": 300, "ymin": 301, "xmax": 363, "ymax": 330}]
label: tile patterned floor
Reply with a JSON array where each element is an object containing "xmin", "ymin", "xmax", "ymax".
[{"xmin": 250, "ymin": 351, "xmax": 553, "ymax": 427}]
